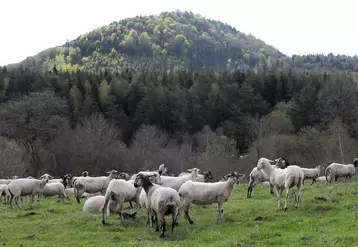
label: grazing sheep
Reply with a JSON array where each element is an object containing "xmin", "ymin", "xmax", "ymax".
[
  {"xmin": 0, "ymin": 184, "xmax": 10, "ymax": 204},
  {"xmin": 83, "ymin": 195, "xmax": 119, "ymax": 215},
  {"xmin": 133, "ymin": 173, "xmax": 180, "ymax": 238},
  {"xmin": 38, "ymin": 182, "xmax": 68, "ymax": 201},
  {"xmin": 178, "ymin": 171, "xmax": 241, "ymax": 224},
  {"xmin": 160, "ymin": 168, "xmax": 200, "ymax": 191},
  {"xmin": 325, "ymin": 159, "xmax": 358, "ymax": 183},
  {"xmin": 256, "ymin": 157, "xmax": 304, "ymax": 211},
  {"xmin": 302, "ymin": 165, "xmax": 323, "ymax": 185},
  {"xmin": 179, "ymin": 170, "xmax": 213, "ymax": 182},
  {"xmin": 7, "ymin": 178, "xmax": 48, "ymax": 209},
  {"xmin": 74, "ymin": 170, "xmax": 117, "ymax": 203}
]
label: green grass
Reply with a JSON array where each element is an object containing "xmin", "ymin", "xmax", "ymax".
[{"xmin": 1, "ymin": 181, "xmax": 358, "ymax": 247}]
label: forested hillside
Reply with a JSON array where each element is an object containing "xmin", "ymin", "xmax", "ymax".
[
  {"xmin": 0, "ymin": 64, "xmax": 357, "ymax": 178},
  {"xmin": 9, "ymin": 11, "xmax": 358, "ymax": 73}
]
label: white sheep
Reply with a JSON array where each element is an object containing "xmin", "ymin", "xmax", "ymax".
[
  {"xmin": 133, "ymin": 173, "xmax": 180, "ymax": 238},
  {"xmin": 8, "ymin": 178, "xmax": 48, "ymax": 209},
  {"xmin": 325, "ymin": 159, "xmax": 358, "ymax": 183},
  {"xmin": 38, "ymin": 182, "xmax": 68, "ymax": 201},
  {"xmin": 0, "ymin": 179, "xmax": 12, "ymax": 185},
  {"xmin": 178, "ymin": 170, "xmax": 213, "ymax": 182},
  {"xmin": 39, "ymin": 173, "xmax": 53, "ymax": 182},
  {"xmin": 101, "ymin": 171, "xmax": 163, "ymax": 224},
  {"xmin": 74, "ymin": 170, "xmax": 117, "ymax": 203},
  {"xmin": 177, "ymin": 171, "xmax": 241, "ymax": 224},
  {"xmin": 0, "ymin": 184, "xmax": 10, "ymax": 204},
  {"xmin": 316, "ymin": 176, "xmax": 327, "ymax": 182},
  {"xmin": 302, "ymin": 165, "xmax": 323, "ymax": 185},
  {"xmin": 83, "ymin": 195, "xmax": 119, "ymax": 215},
  {"xmin": 160, "ymin": 168, "xmax": 200, "ymax": 191},
  {"xmin": 247, "ymin": 167, "xmax": 274, "ymax": 198},
  {"xmin": 256, "ymin": 157, "xmax": 304, "ymax": 211}
]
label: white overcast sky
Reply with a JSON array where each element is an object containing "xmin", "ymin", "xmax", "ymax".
[{"xmin": 1, "ymin": 0, "xmax": 357, "ymax": 66}]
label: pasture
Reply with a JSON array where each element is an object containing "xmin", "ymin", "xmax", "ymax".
[{"xmin": 0, "ymin": 180, "xmax": 357, "ymax": 247}]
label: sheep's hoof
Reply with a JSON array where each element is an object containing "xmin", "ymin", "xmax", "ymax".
[
  {"xmin": 189, "ymin": 220, "xmax": 194, "ymax": 225},
  {"xmin": 155, "ymin": 227, "xmax": 160, "ymax": 232},
  {"xmin": 102, "ymin": 220, "xmax": 107, "ymax": 225},
  {"xmin": 284, "ymin": 207, "xmax": 287, "ymax": 212}
]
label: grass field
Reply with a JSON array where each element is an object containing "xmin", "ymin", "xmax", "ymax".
[{"xmin": 1, "ymin": 180, "xmax": 358, "ymax": 247}]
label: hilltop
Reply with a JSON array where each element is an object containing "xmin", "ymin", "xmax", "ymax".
[{"xmin": 9, "ymin": 11, "xmax": 358, "ymax": 73}]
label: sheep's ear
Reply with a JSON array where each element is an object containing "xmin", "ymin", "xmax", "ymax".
[
  {"xmin": 238, "ymin": 173, "xmax": 245, "ymax": 179},
  {"xmin": 39, "ymin": 175, "xmax": 44, "ymax": 179},
  {"xmin": 187, "ymin": 168, "xmax": 193, "ymax": 172},
  {"xmin": 49, "ymin": 175, "xmax": 54, "ymax": 180}
]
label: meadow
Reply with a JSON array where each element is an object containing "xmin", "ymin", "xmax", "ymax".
[{"xmin": 1, "ymin": 180, "xmax": 357, "ymax": 247}]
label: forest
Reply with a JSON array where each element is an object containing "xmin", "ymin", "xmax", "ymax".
[
  {"xmin": 0, "ymin": 64, "xmax": 357, "ymax": 178},
  {"xmin": 1, "ymin": 11, "xmax": 358, "ymax": 178}
]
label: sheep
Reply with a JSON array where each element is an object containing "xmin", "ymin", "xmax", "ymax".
[
  {"xmin": 102, "ymin": 171, "xmax": 163, "ymax": 224},
  {"xmin": 0, "ymin": 184, "xmax": 10, "ymax": 204},
  {"xmin": 83, "ymin": 195, "xmax": 119, "ymax": 215},
  {"xmin": 133, "ymin": 173, "xmax": 180, "ymax": 238},
  {"xmin": 74, "ymin": 170, "xmax": 117, "ymax": 203},
  {"xmin": 316, "ymin": 176, "xmax": 327, "ymax": 182},
  {"xmin": 160, "ymin": 168, "xmax": 200, "ymax": 191},
  {"xmin": 178, "ymin": 171, "xmax": 241, "ymax": 224},
  {"xmin": 301, "ymin": 165, "xmax": 323, "ymax": 185},
  {"xmin": 256, "ymin": 157, "xmax": 304, "ymax": 211},
  {"xmin": 38, "ymin": 182, "xmax": 68, "ymax": 201},
  {"xmin": 39, "ymin": 173, "xmax": 53, "ymax": 182},
  {"xmin": 158, "ymin": 164, "xmax": 168, "ymax": 175},
  {"xmin": 178, "ymin": 170, "xmax": 213, "ymax": 182},
  {"xmin": 64, "ymin": 171, "xmax": 90, "ymax": 188},
  {"xmin": 247, "ymin": 167, "xmax": 274, "ymax": 198},
  {"xmin": 325, "ymin": 159, "xmax": 358, "ymax": 183},
  {"xmin": 7, "ymin": 178, "xmax": 48, "ymax": 209},
  {"xmin": 118, "ymin": 172, "xmax": 130, "ymax": 181}
]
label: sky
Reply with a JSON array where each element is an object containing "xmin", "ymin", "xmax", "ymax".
[{"xmin": 1, "ymin": 0, "xmax": 357, "ymax": 66}]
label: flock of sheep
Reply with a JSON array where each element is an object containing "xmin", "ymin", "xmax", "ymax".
[{"xmin": 0, "ymin": 157, "xmax": 357, "ymax": 238}]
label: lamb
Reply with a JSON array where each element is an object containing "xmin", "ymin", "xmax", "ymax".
[
  {"xmin": 83, "ymin": 195, "xmax": 119, "ymax": 215},
  {"xmin": 256, "ymin": 157, "xmax": 304, "ymax": 211},
  {"xmin": 178, "ymin": 170, "xmax": 213, "ymax": 182},
  {"xmin": 7, "ymin": 178, "xmax": 48, "ymax": 209},
  {"xmin": 178, "ymin": 171, "xmax": 241, "ymax": 224},
  {"xmin": 160, "ymin": 168, "xmax": 200, "ymax": 191},
  {"xmin": 0, "ymin": 184, "xmax": 10, "ymax": 204},
  {"xmin": 74, "ymin": 170, "xmax": 117, "ymax": 203},
  {"xmin": 38, "ymin": 182, "xmax": 68, "ymax": 201},
  {"xmin": 301, "ymin": 165, "xmax": 323, "ymax": 185},
  {"xmin": 133, "ymin": 173, "xmax": 180, "ymax": 238},
  {"xmin": 325, "ymin": 158, "xmax": 358, "ymax": 183},
  {"xmin": 101, "ymin": 171, "xmax": 163, "ymax": 224}
]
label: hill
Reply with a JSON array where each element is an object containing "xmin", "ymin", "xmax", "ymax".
[
  {"xmin": 10, "ymin": 11, "xmax": 358, "ymax": 73},
  {"xmin": 0, "ymin": 180, "xmax": 357, "ymax": 246}
]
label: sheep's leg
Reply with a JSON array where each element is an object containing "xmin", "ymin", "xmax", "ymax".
[
  {"xmin": 311, "ymin": 178, "xmax": 316, "ymax": 185},
  {"xmin": 172, "ymin": 209, "xmax": 177, "ymax": 233},
  {"xmin": 217, "ymin": 201, "xmax": 224, "ymax": 222},
  {"xmin": 9, "ymin": 195, "xmax": 14, "ymax": 209},
  {"xmin": 160, "ymin": 216, "xmax": 166, "ymax": 238},
  {"xmin": 295, "ymin": 185, "xmax": 302, "ymax": 208},
  {"xmin": 183, "ymin": 204, "xmax": 194, "ymax": 224},
  {"xmin": 102, "ymin": 195, "xmax": 111, "ymax": 225},
  {"xmin": 155, "ymin": 215, "xmax": 160, "ymax": 232},
  {"xmin": 29, "ymin": 194, "xmax": 34, "ymax": 209},
  {"xmin": 276, "ymin": 186, "xmax": 282, "ymax": 208},
  {"xmin": 150, "ymin": 214, "xmax": 155, "ymax": 228},
  {"xmin": 269, "ymin": 183, "xmax": 274, "ymax": 195},
  {"xmin": 284, "ymin": 188, "xmax": 289, "ymax": 212}
]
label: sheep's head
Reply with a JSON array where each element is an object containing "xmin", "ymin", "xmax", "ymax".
[
  {"xmin": 203, "ymin": 170, "xmax": 213, "ymax": 181},
  {"xmin": 133, "ymin": 173, "xmax": 149, "ymax": 188},
  {"xmin": 353, "ymin": 158, "xmax": 358, "ymax": 168},
  {"xmin": 39, "ymin": 173, "xmax": 53, "ymax": 183},
  {"xmin": 118, "ymin": 172, "xmax": 130, "ymax": 181},
  {"xmin": 257, "ymin": 158, "xmax": 273, "ymax": 170},
  {"xmin": 39, "ymin": 178, "xmax": 48, "ymax": 188},
  {"xmin": 187, "ymin": 168, "xmax": 200, "ymax": 179},
  {"xmin": 82, "ymin": 171, "xmax": 89, "ymax": 177},
  {"xmin": 274, "ymin": 158, "xmax": 290, "ymax": 169},
  {"xmin": 149, "ymin": 172, "xmax": 163, "ymax": 185},
  {"xmin": 158, "ymin": 164, "xmax": 168, "ymax": 175},
  {"xmin": 227, "ymin": 172, "xmax": 241, "ymax": 184},
  {"xmin": 12, "ymin": 175, "xmax": 18, "ymax": 179},
  {"xmin": 106, "ymin": 170, "xmax": 118, "ymax": 178}
]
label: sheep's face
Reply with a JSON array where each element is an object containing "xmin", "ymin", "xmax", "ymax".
[
  {"xmin": 118, "ymin": 172, "xmax": 130, "ymax": 180},
  {"xmin": 257, "ymin": 159, "xmax": 266, "ymax": 170},
  {"xmin": 149, "ymin": 172, "xmax": 162, "ymax": 185},
  {"xmin": 82, "ymin": 171, "xmax": 89, "ymax": 177},
  {"xmin": 39, "ymin": 174, "xmax": 53, "ymax": 182},
  {"xmin": 204, "ymin": 170, "xmax": 213, "ymax": 181},
  {"xmin": 228, "ymin": 172, "xmax": 240, "ymax": 184},
  {"xmin": 134, "ymin": 174, "xmax": 147, "ymax": 188},
  {"xmin": 353, "ymin": 158, "xmax": 358, "ymax": 168},
  {"xmin": 39, "ymin": 178, "xmax": 48, "ymax": 188},
  {"xmin": 159, "ymin": 164, "xmax": 168, "ymax": 175}
]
